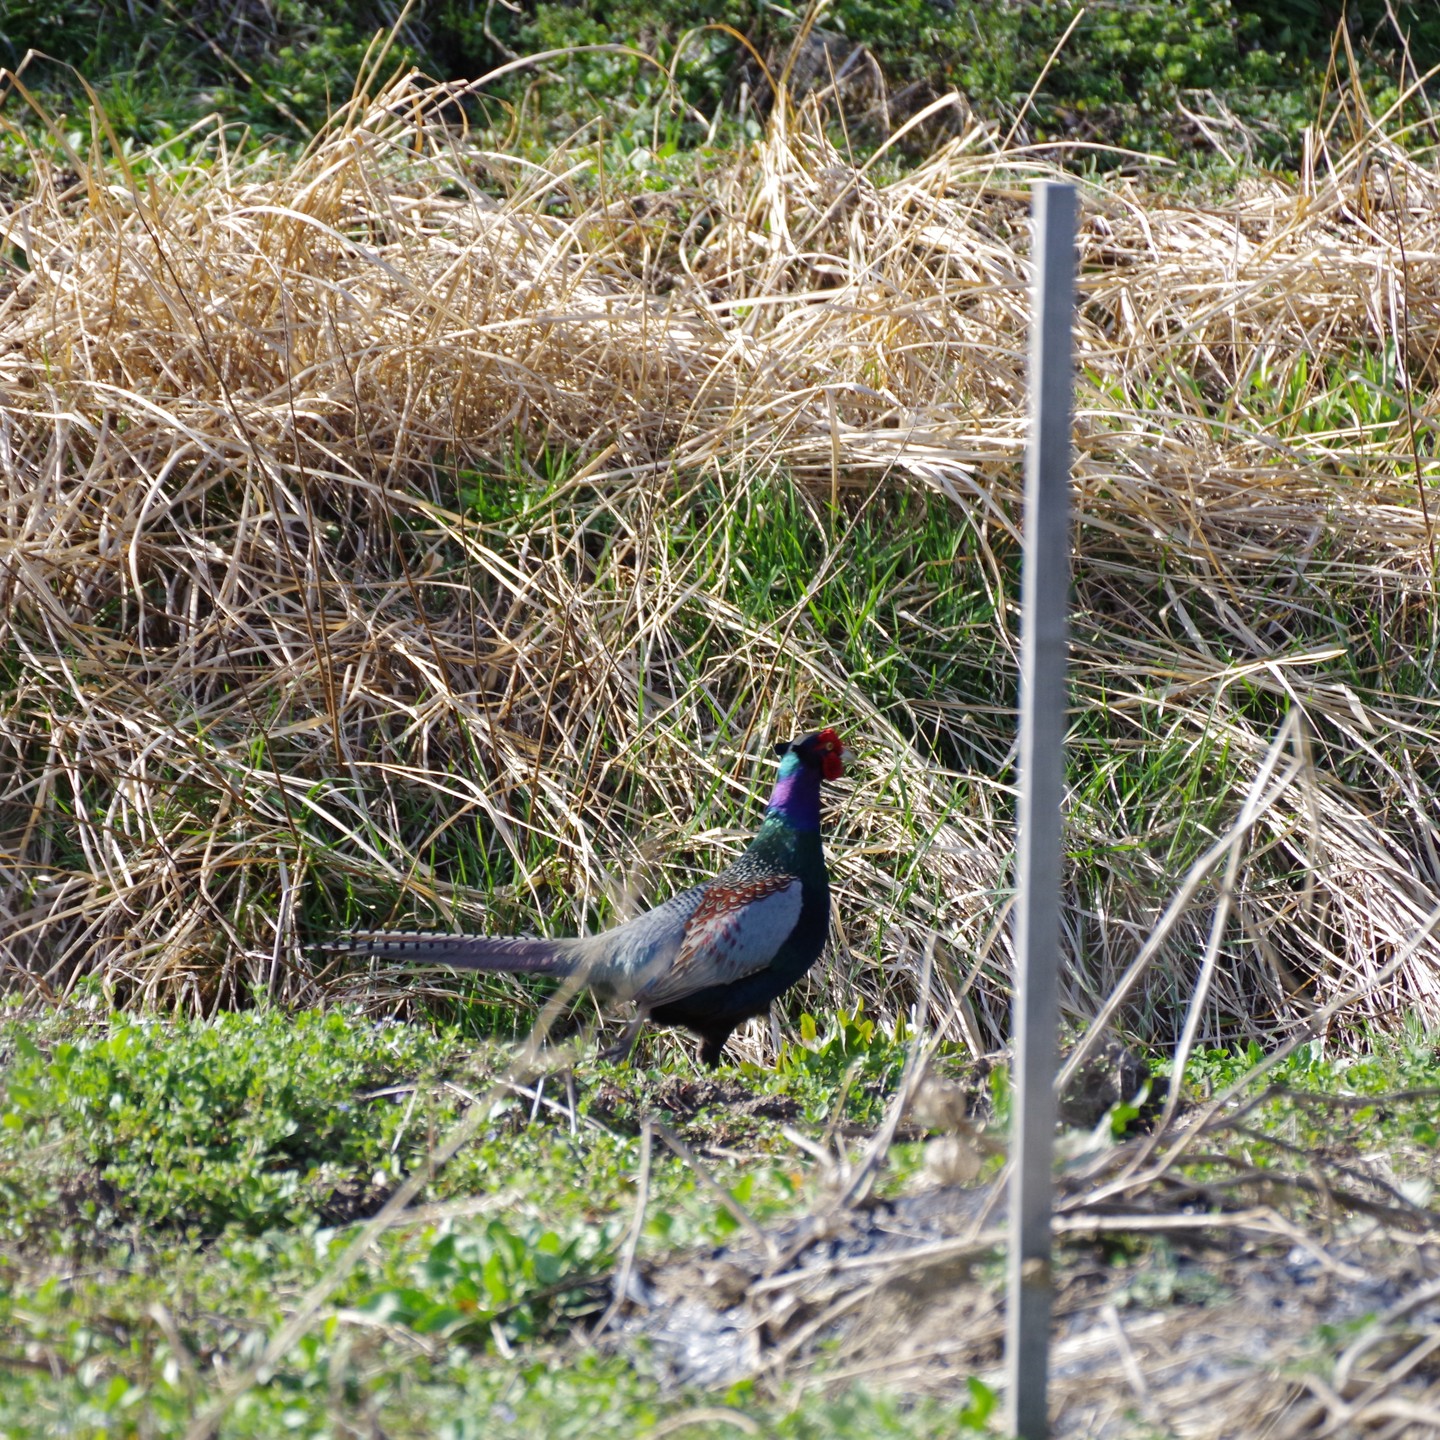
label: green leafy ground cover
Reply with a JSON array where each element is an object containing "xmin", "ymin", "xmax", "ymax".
[
  {"xmin": 5, "ymin": 0, "xmax": 1438, "ymax": 173},
  {"xmin": 4, "ymin": 1005, "xmax": 1440, "ymax": 1434},
  {"xmin": 0, "ymin": 1002, "xmax": 1000, "ymax": 1437}
]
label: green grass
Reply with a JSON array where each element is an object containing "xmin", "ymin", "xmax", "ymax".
[
  {"xmin": 0, "ymin": 999, "xmax": 912, "ymax": 1246},
  {"xmin": 5, "ymin": 1000, "xmax": 1439, "ymax": 1435},
  {"xmin": 1185, "ymin": 1023, "xmax": 1440, "ymax": 1160},
  {"xmin": 0, "ymin": 1001, "xmax": 994, "ymax": 1438}
]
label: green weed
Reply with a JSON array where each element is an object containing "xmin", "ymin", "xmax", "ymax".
[
  {"xmin": 356, "ymin": 1218, "xmax": 614, "ymax": 1346},
  {"xmin": 0, "ymin": 1004, "xmax": 997, "ymax": 1438},
  {"xmin": 0, "ymin": 1006, "xmax": 463, "ymax": 1236}
]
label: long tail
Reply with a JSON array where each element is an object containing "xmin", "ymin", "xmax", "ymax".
[{"xmin": 324, "ymin": 931, "xmax": 583, "ymax": 976}]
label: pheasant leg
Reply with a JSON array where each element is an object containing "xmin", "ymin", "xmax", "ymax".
[{"xmin": 598, "ymin": 1011, "xmax": 648, "ymax": 1064}]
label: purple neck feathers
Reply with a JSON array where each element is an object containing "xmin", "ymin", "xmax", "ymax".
[{"xmin": 766, "ymin": 756, "xmax": 821, "ymax": 833}]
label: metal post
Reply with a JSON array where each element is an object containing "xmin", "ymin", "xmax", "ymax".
[{"xmin": 1005, "ymin": 179, "xmax": 1076, "ymax": 1440}]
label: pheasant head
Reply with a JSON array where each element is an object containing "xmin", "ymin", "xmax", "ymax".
[{"xmin": 766, "ymin": 728, "xmax": 849, "ymax": 832}]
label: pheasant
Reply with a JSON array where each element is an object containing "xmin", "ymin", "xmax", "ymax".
[{"xmin": 334, "ymin": 729, "xmax": 849, "ymax": 1066}]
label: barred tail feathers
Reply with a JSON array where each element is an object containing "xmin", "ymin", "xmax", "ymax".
[{"xmin": 331, "ymin": 932, "xmax": 583, "ymax": 976}]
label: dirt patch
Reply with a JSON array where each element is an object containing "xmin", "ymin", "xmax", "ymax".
[{"xmin": 585, "ymin": 1076, "xmax": 802, "ymax": 1134}]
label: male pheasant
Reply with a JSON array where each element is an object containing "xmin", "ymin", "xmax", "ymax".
[{"xmin": 335, "ymin": 729, "xmax": 849, "ymax": 1066}]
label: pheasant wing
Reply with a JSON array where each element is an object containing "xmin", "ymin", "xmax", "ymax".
[{"xmin": 637, "ymin": 875, "xmax": 802, "ymax": 1008}]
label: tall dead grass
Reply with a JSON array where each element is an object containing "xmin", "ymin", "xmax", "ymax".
[{"xmin": 1, "ymin": 65, "xmax": 1439, "ymax": 1056}]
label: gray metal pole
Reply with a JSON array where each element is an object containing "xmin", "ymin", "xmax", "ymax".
[{"xmin": 1005, "ymin": 179, "xmax": 1076, "ymax": 1440}]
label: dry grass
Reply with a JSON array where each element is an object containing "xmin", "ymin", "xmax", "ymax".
[{"xmin": 1, "ymin": 65, "xmax": 1440, "ymax": 1061}]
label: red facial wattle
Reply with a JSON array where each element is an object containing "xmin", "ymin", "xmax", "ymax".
[{"xmin": 815, "ymin": 728, "xmax": 846, "ymax": 780}]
